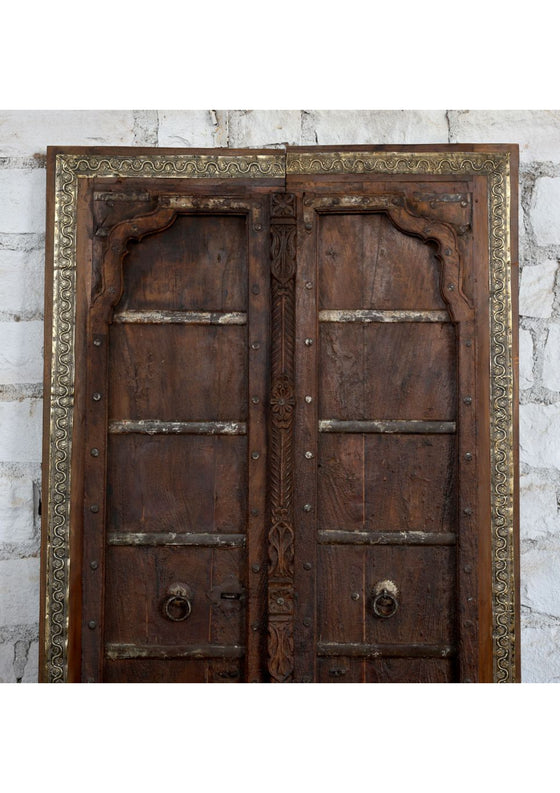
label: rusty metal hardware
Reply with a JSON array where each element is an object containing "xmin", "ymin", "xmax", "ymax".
[
  {"xmin": 163, "ymin": 583, "xmax": 192, "ymax": 622},
  {"xmin": 329, "ymin": 667, "xmax": 348, "ymax": 678},
  {"xmin": 371, "ymin": 580, "xmax": 399, "ymax": 619}
]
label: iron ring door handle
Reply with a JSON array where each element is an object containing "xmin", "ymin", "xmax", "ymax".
[
  {"xmin": 371, "ymin": 580, "xmax": 399, "ymax": 619},
  {"xmin": 163, "ymin": 583, "xmax": 192, "ymax": 622}
]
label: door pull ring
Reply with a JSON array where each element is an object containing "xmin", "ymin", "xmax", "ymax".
[
  {"xmin": 163, "ymin": 583, "xmax": 192, "ymax": 622},
  {"xmin": 371, "ymin": 580, "xmax": 399, "ymax": 619}
]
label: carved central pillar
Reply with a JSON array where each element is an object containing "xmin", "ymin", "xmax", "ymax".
[{"xmin": 267, "ymin": 193, "xmax": 297, "ymax": 682}]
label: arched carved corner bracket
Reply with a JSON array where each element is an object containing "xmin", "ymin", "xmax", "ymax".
[
  {"xmin": 91, "ymin": 205, "xmax": 179, "ymax": 321},
  {"xmin": 303, "ymin": 193, "xmax": 474, "ymax": 323},
  {"xmin": 386, "ymin": 202, "xmax": 474, "ymax": 323}
]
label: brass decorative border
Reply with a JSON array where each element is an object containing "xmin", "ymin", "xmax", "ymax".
[
  {"xmin": 288, "ymin": 150, "xmax": 516, "ymax": 683},
  {"xmin": 44, "ymin": 152, "xmax": 285, "ymax": 682},
  {"xmin": 44, "ymin": 148, "xmax": 515, "ymax": 683}
]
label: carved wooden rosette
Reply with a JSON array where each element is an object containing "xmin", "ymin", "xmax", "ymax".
[{"xmin": 268, "ymin": 193, "xmax": 297, "ymax": 682}]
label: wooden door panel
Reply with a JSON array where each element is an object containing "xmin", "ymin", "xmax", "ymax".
[
  {"xmin": 79, "ymin": 191, "xmax": 270, "ymax": 683},
  {"xmin": 316, "ymin": 658, "xmax": 365, "ymax": 683},
  {"xmin": 104, "ymin": 546, "xmax": 245, "ymax": 645},
  {"xmin": 317, "ymin": 546, "xmax": 456, "ymax": 644},
  {"xmin": 319, "ymin": 322, "xmax": 457, "ymax": 420},
  {"xmin": 317, "ymin": 434, "xmax": 457, "ymax": 533},
  {"xmin": 108, "ymin": 324, "xmax": 247, "ymax": 421},
  {"xmin": 120, "ymin": 214, "xmax": 248, "ymax": 312},
  {"xmin": 303, "ymin": 191, "xmax": 462, "ymax": 682},
  {"xmin": 107, "ymin": 435, "xmax": 247, "ymax": 534},
  {"xmin": 316, "ymin": 658, "xmax": 455, "ymax": 683},
  {"xmin": 103, "ymin": 658, "xmax": 244, "ymax": 683},
  {"xmin": 318, "ymin": 212, "xmax": 447, "ymax": 311},
  {"xmin": 364, "ymin": 659, "xmax": 455, "ymax": 683}
]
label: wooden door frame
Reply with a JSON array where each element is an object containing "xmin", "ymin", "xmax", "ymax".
[{"xmin": 40, "ymin": 144, "xmax": 519, "ymax": 682}]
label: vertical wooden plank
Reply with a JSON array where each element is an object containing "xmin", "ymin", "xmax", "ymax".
[
  {"xmin": 81, "ymin": 316, "xmax": 109, "ymax": 682},
  {"xmin": 456, "ymin": 319, "xmax": 479, "ymax": 681},
  {"xmin": 293, "ymin": 193, "xmax": 319, "ymax": 683},
  {"xmin": 245, "ymin": 198, "xmax": 270, "ymax": 682}
]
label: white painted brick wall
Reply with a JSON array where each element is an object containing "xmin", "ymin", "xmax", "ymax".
[
  {"xmin": 519, "ymin": 329, "xmax": 534, "ymax": 390},
  {"xmin": 449, "ymin": 109, "xmax": 560, "ymax": 164},
  {"xmin": 0, "ymin": 247, "xmax": 44, "ymax": 319},
  {"xmin": 0, "ymin": 477, "xmax": 36, "ymax": 543},
  {"xmin": 542, "ymin": 325, "xmax": 560, "ymax": 391},
  {"xmin": 1, "ymin": 109, "xmax": 559, "ymax": 683},
  {"xmin": 0, "ymin": 169, "xmax": 46, "ymax": 235},
  {"xmin": 0, "ymin": 401, "xmax": 42, "ymax": 463},
  {"xmin": 158, "ymin": 110, "xmax": 227, "ymax": 147},
  {"xmin": 228, "ymin": 110, "xmax": 304, "ymax": 147},
  {"xmin": 302, "ymin": 109, "xmax": 449, "ymax": 145},
  {"xmin": 520, "ymin": 471, "xmax": 560, "ymax": 539},
  {"xmin": 520, "ymin": 404, "xmax": 560, "ymax": 468},
  {"xmin": 0, "ymin": 110, "xmax": 138, "ymax": 156},
  {"xmin": 0, "ymin": 558, "xmax": 40, "ymax": 626},
  {"xmin": 0, "ymin": 322, "xmax": 43, "ymax": 384},
  {"xmin": 519, "ymin": 261, "xmax": 557, "ymax": 318},
  {"xmin": 532, "ymin": 178, "xmax": 560, "ymax": 246}
]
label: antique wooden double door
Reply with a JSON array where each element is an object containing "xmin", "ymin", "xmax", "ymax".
[{"xmin": 41, "ymin": 145, "xmax": 519, "ymax": 683}]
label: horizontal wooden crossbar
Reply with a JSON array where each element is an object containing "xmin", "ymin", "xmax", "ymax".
[
  {"xmin": 318, "ymin": 530, "xmax": 456, "ymax": 546},
  {"xmin": 319, "ymin": 309, "xmax": 450, "ymax": 323},
  {"xmin": 107, "ymin": 532, "xmax": 246, "ymax": 548},
  {"xmin": 109, "ymin": 420, "xmax": 247, "ymax": 435},
  {"xmin": 319, "ymin": 420, "xmax": 456, "ymax": 434},
  {"xmin": 113, "ymin": 310, "xmax": 247, "ymax": 325},
  {"xmin": 105, "ymin": 644, "xmax": 246, "ymax": 661},
  {"xmin": 317, "ymin": 643, "xmax": 456, "ymax": 659}
]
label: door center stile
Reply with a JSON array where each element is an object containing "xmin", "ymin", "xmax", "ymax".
[{"xmin": 268, "ymin": 193, "xmax": 297, "ymax": 682}]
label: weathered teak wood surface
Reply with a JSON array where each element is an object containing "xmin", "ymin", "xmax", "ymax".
[{"xmin": 40, "ymin": 145, "xmax": 519, "ymax": 683}]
